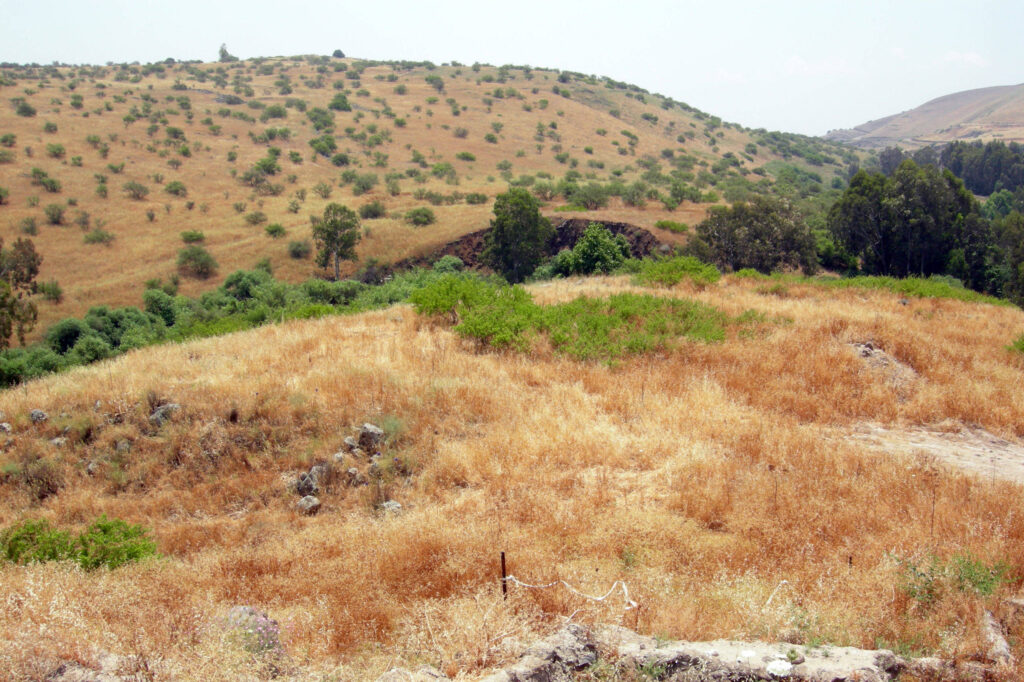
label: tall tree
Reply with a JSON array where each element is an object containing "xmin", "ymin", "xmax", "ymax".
[
  {"xmin": 311, "ymin": 203, "xmax": 360, "ymax": 280},
  {"xmin": 0, "ymin": 238, "xmax": 41, "ymax": 349},
  {"xmin": 692, "ymin": 195, "xmax": 817, "ymax": 274},
  {"xmin": 482, "ymin": 188, "xmax": 553, "ymax": 283}
]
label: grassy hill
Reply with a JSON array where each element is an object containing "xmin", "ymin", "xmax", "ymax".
[
  {"xmin": 826, "ymin": 83, "xmax": 1024, "ymax": 149},
  {"xmin": 0, "ymin": 55, "xmax": 857, "ymax": 338},
  {"xmin": 1, "ymin": 269, "xmax": 1023, "ymax": 678}
]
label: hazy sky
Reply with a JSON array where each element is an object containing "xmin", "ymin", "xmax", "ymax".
[{"xmin": 2, "ymin": 0, "xmax": 1021, "ymax": 136}]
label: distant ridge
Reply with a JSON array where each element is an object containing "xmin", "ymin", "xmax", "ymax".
[{"xmin": 826, "ymin": 83, "xmax": 1024, "ymax": 149}]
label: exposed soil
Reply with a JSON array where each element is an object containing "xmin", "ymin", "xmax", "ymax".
[{"xmin": 847, "ymin": 422, "xmax": 1024, "ymax": 484}]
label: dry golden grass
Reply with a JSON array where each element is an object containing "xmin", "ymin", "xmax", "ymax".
[
  {"xmin": 0, "ymin": 274, "xmax": 1023, "ymax": 679},
  {"xmin": 0, "ymin": 56, "xmax": 828, "ymax": 340}
]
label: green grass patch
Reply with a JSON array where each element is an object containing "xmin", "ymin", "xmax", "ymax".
[
  {"xmin": 626, "ymin": 256, "xmax": 721, "ymax": 288},
  {"xmin": 653, "ymin": 219, "xmax": 688, "ymax": 233},
  {"xmin": 1, "ymin": 515, "xmax": 158, "ymax": 570},
  {"xmin": 819, "ymin": 275, "xmax": 1009, "ymax": 306},
  {"xmin": 411, "ymin": 275, "xmax": 732, "ymax": 360},
  {"xmin": 1010, "ymin": 334, "xmax": 1024, "ymax": 355}
]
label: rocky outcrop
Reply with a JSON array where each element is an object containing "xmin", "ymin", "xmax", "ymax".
[{"xmin": 393, "ymin": 217, "xmax": 669, "ymax": 271}]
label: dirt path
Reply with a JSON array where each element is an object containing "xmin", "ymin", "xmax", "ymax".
[{"xmin": 846, "ymin": 422, "xmax": 1024, "ymax": 484}]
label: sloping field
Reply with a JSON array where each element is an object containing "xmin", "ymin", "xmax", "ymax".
[
  {"xmin": 827, "ymin": 83, "xmax": 1024, "ymax": 148},
  {"xmin": 1, "ymin": 273, "xmax": 1023, "ymax": 679},
  {"xmin": 0, "ymin": 56, "xmax": 853, "ymax": 338}
]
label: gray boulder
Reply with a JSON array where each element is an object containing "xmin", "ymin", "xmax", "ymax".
[
  {"xmin": 148, "ymin": 403, "xmax": 180, "ymax": 426},
  {"xmin": 359, "ymin": 422, "xmax": 385, "ymax": 450},
  {"xmin": 30, "ymin": 409, "xmax": 48, "ymax": 423},
  {"xmin": 296, "ymin": 472, "xmax": 318, "ymax": 497},
  {"xmin": 297, "ymin": 496, "xmax": 321, "ymax": 515}
]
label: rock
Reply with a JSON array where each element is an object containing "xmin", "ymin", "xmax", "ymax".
[
  {"xmin": 359, "ymin": 422, "xmax": 385, "ymax": 450},
  {"xmin": 86, "ymin": 461, "xmax": 100, "ymax": 476},
  {"xmin": 297, "ymin": 496, "xmax": 321, "ymax": 515},
  {"xmin": 497, "ymin": 623, "xmax": 597, "ymax": 681},
  {"xmin": 0, "ymin": 422, "xmax": 11, "ymax": 434},
  {"xmin": 296, "ymin": 472, "xmax": 318, "ymax": 496},
  {"xmin": 50, "ymin": 437, "xmax": 68, "ymax": 447},
  {"xmin": 309, "ymin": 462, "xmax": 330, "ymax": 485},
  {"xmin": 30, "ymin": 409, "xmax": 48, "ymax": 423},
  {"xmin": 380, "ymin": 500, "xmax": 402, "ymax": 514},
  {"xmin": 148, "ymin": 403, "xmax": 180, "ymax": 426},
  {"xmin": 332, "ymin": 450, "xmax": 347, "ymax": 464},
  {"xmin": 346, "ymin": 467, "xmax": 367, "ymax": 486},
  {"xmin": 983, "ymin": 610, "xmax": 1012, "ymax": 664},
  {"xmin": 344, "ymin": 435, "xmax": 360, "ymax": 451},
  {"xmin": 376, "ymin": 665, "xmax": 449, "ymax": 681}
]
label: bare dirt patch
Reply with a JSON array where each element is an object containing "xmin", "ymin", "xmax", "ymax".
[
  {"xmin": 847, "ymin": 422, "xmax": 1024, "ymax": 484},
  {"xmin": 850, "ymin": 340, "xmax": 919, "ymax": 398}
]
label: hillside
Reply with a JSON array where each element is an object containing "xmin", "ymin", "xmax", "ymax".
[
  {"xmin": 0, "ymin": 56, "xmax": 857, "ymax": 337},
  {"xmin": 1, "ymin": 270, "xmax": 1024, "ymax": 679},
  {"xmin": 826, "ymin": 82, "xmax": 1024, "ymax": 149}
]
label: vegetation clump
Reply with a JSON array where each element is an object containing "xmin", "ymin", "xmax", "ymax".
[{"xmin": 1, "ymin": 516, "xmax": 158, "ymax": 570}]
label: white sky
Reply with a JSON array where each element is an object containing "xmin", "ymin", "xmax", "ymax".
[{"xmin": 1, "ymin": 0, "xmax": 1021, "ymax": 136}]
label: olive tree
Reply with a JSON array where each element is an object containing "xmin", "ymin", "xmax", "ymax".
[{"xmin": 311, "ymin": 203, "xmax": 361, "ymax": 280}]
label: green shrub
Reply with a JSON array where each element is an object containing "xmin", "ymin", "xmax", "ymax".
[
  {"xmin": 312, "ymin": 182, "xmax": 332, "ymax": 199},
  {"xmin": 554, "ymin": 223, "xmax": 630, "ymax": 275},
  {"xmin": 465, "ymin": 192, "xmax": 488, "ymax": 205},
  {"xmin": 177, "ymin": 245, "xmax": 218, "ymax": 278},
  {"xmin": 15, "ymin": 101, "xmax": 36, "ymax": 117},
  {"xmin": 433, "ymin": 255, "xmax": 464, "ymax": 273},
  {"xmin": 352, "ymin": 173, "xmax": 378, "ymax": 196},
  {"xmin": 359, "ymin": 200, "xmax": 385, "ymax": 219},
  {"xmin": 1011, "ymin": 334, "xmax": 1024, "ymax": 355},
  {"xmin": 84, "ymin": 228, "xmax": 115, "ymax": 245},
  {"xmin": 244, "ymin": 211, "xmax": 267, "ymax": 225},
  {"xmin": 164, "ymin": 180, "xmax": 187, "ymax": 197},
  {"xmin": 43, "ymin": 203, "xmax": 64, "ymax": 225},
  {"xmin": 484, "ymin": 133, "xmax": 498, "ymax": 144},
  {"xmin": 0, "ymin": 186, "xmax": 8, "ymax": 205},
  {"xmin": 265, "ymin": 223, "xmax": 286, "ymax": 238},
  {"xmin": 36, "ymin": 280, "xmax": 62, "ymax": 303},
  {"xmin": 456, "ymin": 151, "xmax": 476, "ymax": 161},
  {"xmin": 180, "ymin": 230, "xmax": 205, "ymax": 243},
  {"xmin": 288, "ymin": 240, "xmax": 311, "ymax": 259},
  {"xmin": 405, "ymin": 207, "xmax": 436, "ymax": 226},
  {"xmin": 0, "ymin": 519, "xmax": 73, "ymax": 564},
  {"xmin": 654, "ymin": 220, "xmax": 688, "ymax": 233},
  {"xmin": 0, "ymin": 133, "xmax": 15, "ymax": 147},
  {"xmin": 45, "ymin": 143, "xmax": 65, "ymax": 159},
  {"xmin": 19, "ymin": 217, "xmax": 37, "ymax": 235},
  {"xmin": 122, "ymin": 181, "xmax": 149, "ymax": 200}
]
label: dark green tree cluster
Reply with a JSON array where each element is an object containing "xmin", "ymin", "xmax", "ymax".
[
  {"xmin": 940, "ymin": 140, "xmax": 1024, "ymax": 196},
  {"xmin": 687, "ymin": 196, "xmax": 817, "ymax": 274},
  {"xmin": 827, "ymin": 160, "xmax": 1015, "ymax": 296},
  {"xmin": 482, "ymin": 188, "xmax": 553, "ymax": 283}
]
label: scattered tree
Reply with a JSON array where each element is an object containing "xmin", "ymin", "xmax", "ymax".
[
  {"xmin": 311, "ymin": 203, "xmax": 361, "ymax": 280},
  {"xmin": 0, "ymin": 238, "xmax": 41, "ymax": 348},
  {"xmin": 482, "ymin": 188, "xmax": 554, "ymax": 283}
]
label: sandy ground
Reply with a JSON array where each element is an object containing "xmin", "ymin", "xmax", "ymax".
[{"xmin": 846, "ymin": 422, "xmax": 1024, "ymax": 485}]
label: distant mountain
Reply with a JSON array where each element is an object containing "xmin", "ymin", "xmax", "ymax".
[{"xmin": 826, "ymin": 83, "xmax": 1024, "ymax": 149}]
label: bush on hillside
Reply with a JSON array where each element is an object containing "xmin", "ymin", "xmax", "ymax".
[{"xmin": 177, "ymin": 245, "xmax": 218, "ymax": 278}]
